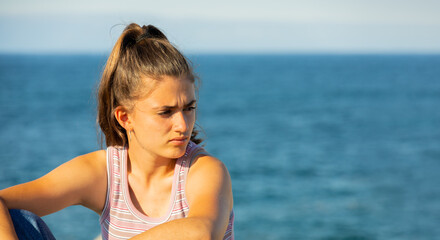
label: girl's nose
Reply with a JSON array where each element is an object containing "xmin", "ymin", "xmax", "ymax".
[{"xmin": 173, "ymin": 111, "xmax": 188, "ymax": 133}]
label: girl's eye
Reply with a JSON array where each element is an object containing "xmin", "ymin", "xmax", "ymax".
[
  {"xmin": 184, "ymin": 106, "xmax": 196, "ymax": 111},
  {"xmin": 158, "ymin": 106, "xmax": 195, "ymax": 116},
  {"xmin": 158, "ymin": 110, "xmax": 172, "ymax": 116}
]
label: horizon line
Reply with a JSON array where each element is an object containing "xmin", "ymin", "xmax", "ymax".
[{"xmin": 2, "ymin": 50, "xmax": 440, "ymax": 56}]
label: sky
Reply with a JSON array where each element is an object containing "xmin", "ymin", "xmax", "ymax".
[{"xmin": 1, "ymin": 0, "xmax": 440, "ymax": 54}]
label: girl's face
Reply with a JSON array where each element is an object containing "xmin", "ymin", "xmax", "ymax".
[{"xmin": 129, "ymin": 75, "xmax": 196, "ymax": 160}]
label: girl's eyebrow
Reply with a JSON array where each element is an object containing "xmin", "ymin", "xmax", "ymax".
[{"xmin": 154, "ymin": 99, "xmax": 196, "ymax": 109}]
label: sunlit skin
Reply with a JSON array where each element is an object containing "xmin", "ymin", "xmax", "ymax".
[{"xmin": 0, "ymin": 75, "xmax": 233, "ymax": 240}]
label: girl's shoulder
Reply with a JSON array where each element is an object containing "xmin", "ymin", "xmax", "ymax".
[
  {"xmin": 188, "ymin": 154, "xmax": 229, "ymax": 178},
  {"xmin": 184, "ymin": 151, "xmax": 234, "ymax": 224},
  {"xmin": 72, "ymin": 149, "xmax": 107, "ymax": 172},
  {"xmin": 185, "ymin": 142, "xmax": 228, "ymax": 180}
]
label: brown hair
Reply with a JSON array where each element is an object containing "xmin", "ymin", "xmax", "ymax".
[{"xmin": 97, "ymin": 23, "xmax": 202, "ymax": 147}]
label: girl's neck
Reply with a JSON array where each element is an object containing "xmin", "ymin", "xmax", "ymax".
[{"xmin": 126, "ymin": 144, "xmax": 176, "ymax": 181}]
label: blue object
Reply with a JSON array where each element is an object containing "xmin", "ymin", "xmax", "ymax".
[{"xmin": 9, "ymin": 209, "xmax": 56, "ymax": 240}]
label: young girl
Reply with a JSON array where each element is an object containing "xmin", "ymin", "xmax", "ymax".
[{"xmin": 0, "ymin": 23, "xmax": 234, "ymax": 240}]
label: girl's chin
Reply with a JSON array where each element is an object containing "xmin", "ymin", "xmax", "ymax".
[
  {"xmin": 176, "ymin": 149, "xmax": 188, "ymax": 159},
  {"xmin": 164, "ymin": 145, "xmax": 188, "ymax": 159}
]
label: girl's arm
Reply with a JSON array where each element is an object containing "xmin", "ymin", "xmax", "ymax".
[
  {"xmin": 0, "ymin": 150, "xmax": 107, "ymax": 233},
  {"xmin": 130, "ymin": 155, "xmax": 233, "ymax": 240}
]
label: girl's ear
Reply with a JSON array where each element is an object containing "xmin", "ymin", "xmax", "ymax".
[{"xmin": 114, "ymin": 106, "xmax": 132, "ymax": 131}]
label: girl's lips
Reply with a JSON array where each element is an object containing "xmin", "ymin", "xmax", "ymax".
[
  {"xmin": 169, "ymin": 137, "xmax": 189, "ymax": 145},
  {"xmin": 170, "ymin": 136, "xmax": 188, "ymax": 141}
]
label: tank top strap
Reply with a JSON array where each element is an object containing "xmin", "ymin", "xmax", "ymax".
[
  {"xmin": 176, "ymin": 142, "xmax": 210, "ymax": 208},
  {"xmin": 100, "ymin": 145, "xmax": 125, "ymax": 225},
  {"xmin": 174, "ymin": 141, "xmax": 204, "ymax": 199}
]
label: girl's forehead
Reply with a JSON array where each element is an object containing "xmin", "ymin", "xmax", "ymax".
[{"xmin": 137, "ymin": 76, "xmax": 195, "ymax": 108}]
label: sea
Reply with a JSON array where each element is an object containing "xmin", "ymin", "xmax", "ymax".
[{"xmin": 0, "ymin": 54, "xmax": 439, "ymax": 240}]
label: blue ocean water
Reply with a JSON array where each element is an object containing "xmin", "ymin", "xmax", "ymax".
[{"xmin": 0, "ymin": 54, "xmax": 439, "ymax": 240}]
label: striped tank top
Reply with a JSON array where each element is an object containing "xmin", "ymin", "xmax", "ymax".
[{"xmin": 99, "ymin": 141, "xmax": 234, "ymax": 240}]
